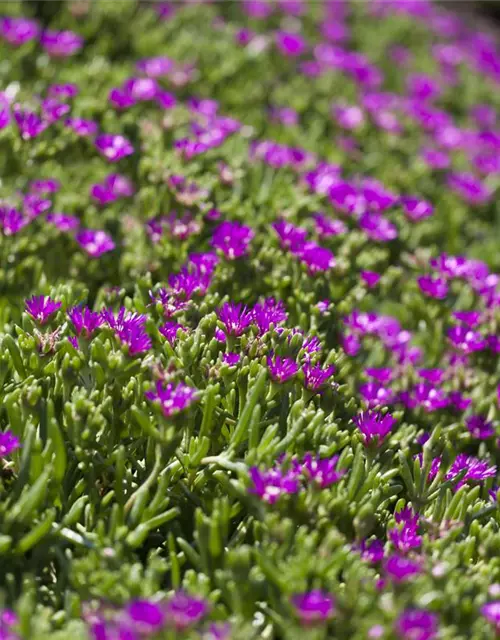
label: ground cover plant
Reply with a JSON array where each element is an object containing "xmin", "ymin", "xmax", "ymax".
[{"xmin": 0, "ymin": 0, "xmax": 500, "ymax": 637}]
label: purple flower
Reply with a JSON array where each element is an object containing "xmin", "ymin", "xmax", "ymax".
[
  {"xmin": 447, "ymin": 454, "xmax": 497, "ymax": 489},
  {"xmin": 0, "ymin": 17, "xmax": 39, "ymax": 46},
  {"xmin": 13, "ymin": 107, "xmax": 47, "ymax": 140},
  {"xmin": 447, "ymin": 326, "xmax": 486, "ymax": 353},
  {"xmin": 354, "ymin": 410, "xmax": 395, "ymax": 446},
  {"xmin": 343, "ymin": 334, "xmax": 361, "ymax": 356},
  {"xmin": 418, "ymin": 369, "xmax": 444, "ymax": 385},
  {"xmin": 364, "ymin": 368, "xmax": 393, "ymax": 384},
  {"xmin": 482, "ymin": 602, "xmax": 500, "ymax": 633},
  {"xmin": 102, "ymin": 308, "xmax": 151, "ymax": 355},
  {"xmin": 294, "ymin": 242, "xmax": 336, "ymax": 274},
  {"xmin": 361, "ymin": 271, "xmax": 381, "ymax": 288},
  {"xmin": 359, "ymin": 212, "xmax": 398, "ymax": 242},
  {"xmin": 359, "ymin": 382, "xmax": 394, "ymax": 407},
  {"xmin": 291, "ymin": 591, "xmax": 335, "ymax": 625},
  {"xmin": 396, "ymin": 609, "xmax": 438, "ymax": 640},
  {"xmin": 29, "ymin": 178, "xmax": 60, "ymax": 195},
  {"xmin": 384, "ymin": 554, "xmax": 422, "ymax": 582},
  {"xmin": 159, "ymin": 321, "xmax": 185, "ymax": 344},
  {"xmin": 333, "ymin": 104, "xmax": 365, "ymax": 130},
  {"xmin": 23, "ymin": 194, "xmax": 51, "ymax": 220},
  {"xmin": 65, "ymin": 117, "xmax": 98, "ymax": 137},
  {"xmin": 94, "ymin": 134, "xmax": 134, "ymax": 162},
  {"xmin": 447, "ymin": 172, "xmax": 492, "ymax": 204},
  {"xmin": 40, "ymin": 98, "xmax": 70, "ymax": 124},
  {"xmin": 388, "ymin": 508, "xmax": 422, "ymax": 553},
  {"xmin": 46, "ymin": 213, "xmax": 80, "ymax": 232},
  {"xmin": 123, "ymin": 77, "xmax": 159, "ymax": 101},
  {"xmin": 253, "ymin": 298, "xmax": 287, "ymax": 334},
  {"xmin": 48, "ymin": 83, "xmax": 79, "ymax": 99},
  {"xmin": 359, "ymin": 539, "xmax": 385, "ymax": 564},
  {"xmin": 222, "ymin": 352, "xmax": 240, "ymax": 366},
  {"xmin": 25, "ymin": 295, "xmax": 61, "ymax": 324},
  {"xmin": 164, "ymin": 592, "xmax": 208, "ymax": 631},
  {"xmin": 211, "ymin": 221, "xmax": 254, "ymax": 259},
  {"xmin": 68, "ymin": 306, "xmax": 104, "ymax": 337},
  {"xmin": 452, "ymin": 311, "xmax": 482, "ymax": 327},
  {"xmin": 109, "ymin": 87, "xmax": 136, "ymax": 110},
  {"xmin": 303, "ymin": 363, "xmax": 335, "ymax": 391},
  {"xmin": 40, "ymin": 29, "xmax": 83, "ymax": 57},
  {"xmin": 217, "ymin": 302, "xmax": 253, "ymax": 337},
  {"xmin": 400, "ymin": 196, "xmax": 434, "ymax": 222},
  {"xmin": 299, "ymin": 453, "xmax": 346, "ymax": 488},
  {"xmin": 448, "ymin": 391, "xmax": 471, "ymax": 412},
  {"xmin": 91, "ymin": 174, "xmax": 134, "ymax": 205},
  {"xmin": 76, "ymin": 229, "xmax": 115, "ymax": 258},
  {"xmin": 136, "ymin": 56, "xmax": 174, "ymax": 77},
  {"xmin": 420, "ymin": 147, "xmax": 450, "ymax": 170},
  {"xmin": 276, "ymin": 31, "xmax": 306, "ymax": 57},
  {"xmin": 417, "ymin": 275, "xmax": 448, "ymax": 299},
  {"xmin": 267, "ymin": 355, "xmax": 299, "ymax": 383},
  {"xmin": 249, "ymin": 466, "xmax": 300, "ymax": 503},
  {"xmin": 0, "ymin": 207, "xmax": 28, "ymax": 236},
  {"xmin": 466, "ymin": 415, "xmax": 495, "ymax": 439},
  {"xmin": 145, "ymin": 381, "xmax": 197, "ymax": 418},
  {"xmin": 126, "ymin": 600, "xmax": 165, "ymax": 633},
  {"xmin": 273, "ymin": 219, "xmax": 308, "ymax": 250},
  {"xmin": 313, "ymin": 213, "xmax": 346, "ymax": 238},
  {"xmin": 0, "ymin": 431, "xmax": 20, "ymax": 457}
]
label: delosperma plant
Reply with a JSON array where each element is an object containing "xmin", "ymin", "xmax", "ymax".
[{"xmin": 0, "ymin": 0, "xmax": 500, "ymax": 637}]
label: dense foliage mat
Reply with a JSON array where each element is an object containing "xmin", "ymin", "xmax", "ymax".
[{"xmin": 0, "ymin": 0, "xmax": 500, "ymax": 637}]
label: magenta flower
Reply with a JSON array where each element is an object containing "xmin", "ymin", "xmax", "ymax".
[
  {"xmin": 217, "ymin": 302, "xmax": 253, "ymax": 337},
  {"xmin": 13, "ymin": 107, "xmax": 47, "ymax": 140},
  {"xmin": 361, "ymin": 271, "xmax": 381, "ymax": 288},
  {"xmin": 0, "ymin": 207, "xmax": 28, "ymax": 236},
  {"xmin": 211, "ymin": 221, "xmax": 254, "ymax": 259},
  {"xmin": 65, "ymin": 117, "xmax": 98, "ymax": 137},
  {"xmin": 388, "ymin": 508, "xmax": 422, "ymax": 553},
  {"xmin": 291, "ymin": 591, "xmax": 335, "ymax": 625},
  {"xmin": 343, "ymin": 334, "xmax": 361, "ymax": 356},
  {"xmin": 48, "ymin": 83, "xmax": 79, "ymax": 99},
  {"xmin": 46, "ymin": 213, "xmax": 80, "ymax": 232},
  {"xmin": 136, "ymin": 56, "xmax": 174, "ymax": 77},
  {"xmin": 447, "ymin": 326, "xmax": 486, "ymax": 353},
  {"xmin": 294, "ymin": 242, "xmax": 336, "ymax": 274},
  {"xmin": 109, "ymin": 87, "xmax": 136, "ymax": 110},
  {"xmin": 359, "ymin": 212, "xmax": 398, "ymax": 242},
  {"xmin": 396, "ymin": 609, "xmax": 438, "ymax": 640},
  {"xmin": 68, "ymin": 306, "xmax": 104, "ymax": 337},
  {"xmin": 222, "ymin": 352, "xmax": 240, "ymax": 366},
  {"xmin": 91, "ymin": 173, "xmax": 134, "ymax": 205},
  {"xmin": 447, "ymin": 454, "xmax": 496, "ymax": 489},
  {"xmin": 40, "ymin": 98, "xmax": 70, "ymax": 124},
  {"xmin": 333, "ymin": 104, "xmax": 365, "ymax": 130},
  {"xmin": 482, "ymin": 602, "xmax": 500, "ymax": 633},
  {"xmin": 466, "ymin": 415, "xmax": 495, "ymax": 439},
  {"xmin": 400, "ymin": 196, "xmax": 434, "ymax": 222},
  {"xmin": 313, "ymin": 213, "xmax": 346, "ymax": 238},
  {"xmin": 303, "ymin": 363, "xmax": 335, "ymax": 391},
  {"xmin": 40, "ymin": 29, "xmax": 83, "ymax": 57},
  {"xmin": 249, "ymin": 466, "xmax": 300, "ymax": 503},
  {"xmin": 25, "ymin": 295, "xmax": 61, "ymax": 324},
  {"xmin": 125, "ymin": 600, "xmax": 165, "ymax": 633},
  {"xmin": 23, "ymin": 194, "xmax": 50, "ymax": 220},
  {"xmin": 0, "ymin": 17, "xmax": 39, "ymax": 46},
  {"xmin": 273, "ymin": 219, "xmax": 308, "ymax": 250},
  {"xmin": 359, "ymin": 539, "xmax": 385, "ymax": 564},
  {"xmin": 94, "ymin": 134, "xmax": 134, "ymax": 162},
  {"xmin": 267, "ymin": 355, "xmax": 299, "ymax": 383},
  {"xmin": 145, "ymin": 381, "xmax": 197, "ymax": 418},
  {"xmin": 384, "ymin": 554, "xmax": 422, "ymax": 583},
  {"xmin": 365, "ymin": 368, "xmax": 394, "ymax": 383},
  {"xmin": 354, "ymin": 410, "xmax": 396, "ymax": 445},
  {"xmin": 76, "ymin": 229, "xmax": 115, "ymax": 258},
  {"xmin": 30, "ymin": 179, "xmax": 60, "ymax": 195},
  {"xmin": 276, "ymin": 31, "xmax": 306, "ymax": 57},
  {"xmin": 359, "ymin": 382, "xmax": 394, "ymax": 407},
  {"xmin": 253, "ymin": 298, "xmax": 287, "ymax": 334},
  {"xmin": 417, "ymin": 275, "xmax": 448, "ymax": 299},
  {"xmin": 159, "ymin": 321, "xmax": 185, "ymax": 344},
  {"xmin": 123, "ymin": 77, "xmax": 159, "ymax": 101},
  {"xmin": 299, "ymin": 453, "xmax": 346, "ymax": 488},
  {"xmin": 0, "ymin": 431, "xmax": 20, "ymax": 457},
  {"xmin": 164, "ymin": 593, "xmax": 208, "ymax": 631},
  {"xmin": 452, "ymin": 310, "xmax": 482, "ymax": 327},
  {"xmin": 447, "ymin": 172, "xmax": 492, "ymax": 204}
]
